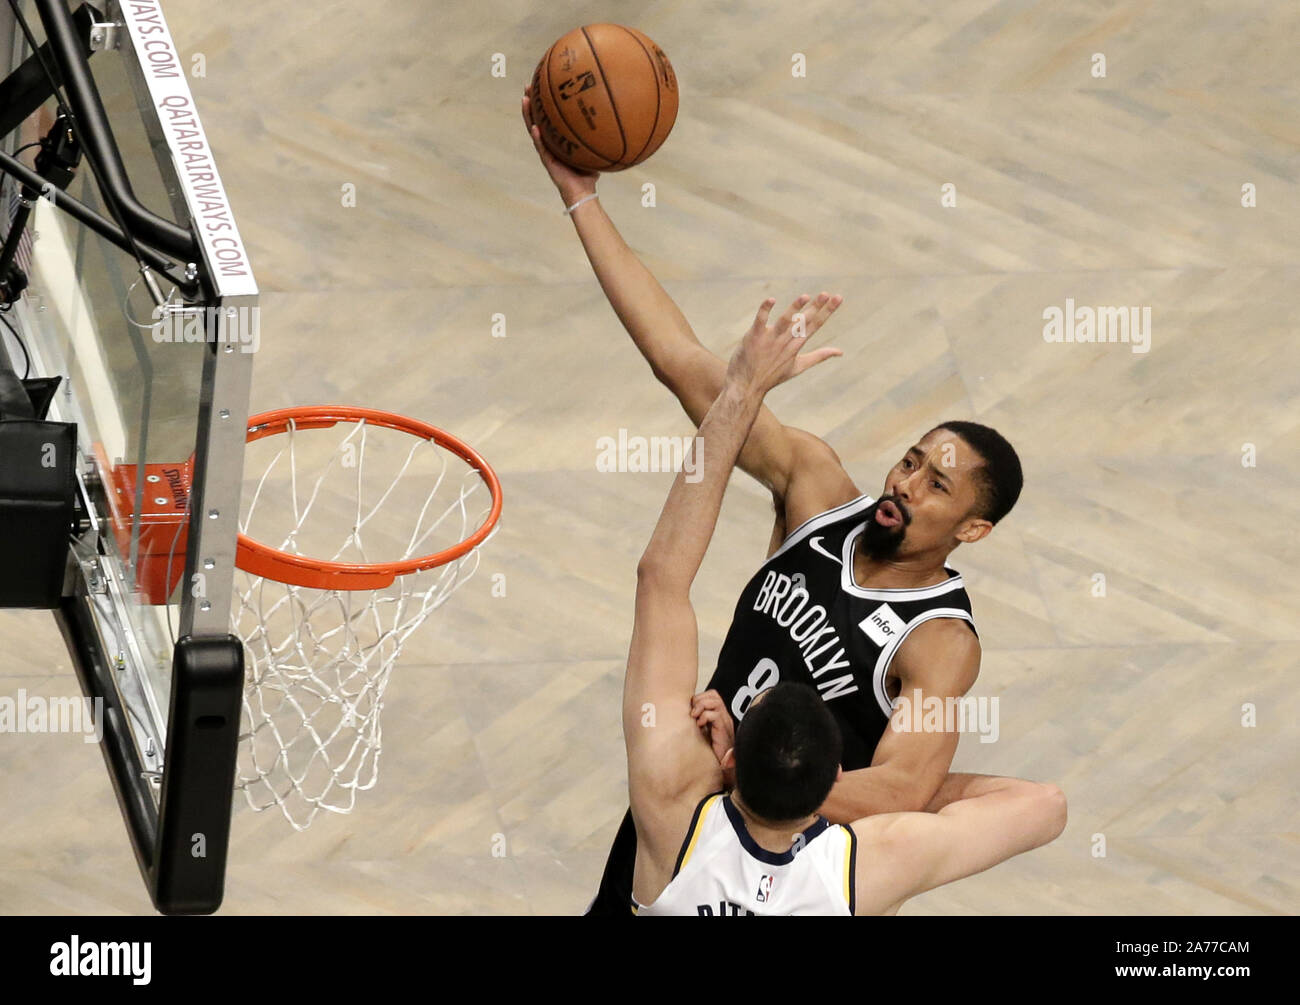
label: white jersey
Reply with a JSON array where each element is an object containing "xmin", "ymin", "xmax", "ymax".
[{"xmin": 634, "ymin": 793, "xmax": 858, "ymax": 916}]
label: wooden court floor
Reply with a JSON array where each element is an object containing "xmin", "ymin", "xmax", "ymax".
[{"xmin": 0, "ymin": 0, "xmax": 1296, "ymax": 914}]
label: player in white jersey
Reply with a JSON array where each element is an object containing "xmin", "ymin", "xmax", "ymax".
[{"xmin": 625, "ymin": 296, "xmax": 1065, "ymax": 916}]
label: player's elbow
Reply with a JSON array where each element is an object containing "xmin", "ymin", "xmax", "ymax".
[
  {"xmin": 893, "ymin": 780, "xmax": 937, "ymax": 813},
  {"xmin": 1028, "ymin": 782, "xmax": 1068, "ymax": 847},
  {"xmin": 647, "ymin": 345, "xmax": 708, "ymax": 398},
  {"xmin": 636, "ymin": 556, "xmax": 687, "ymax": 596},
  {"xmin": 636, "ymin": 555, "xmax": 670, "ymax": 585},
  {"xmin": 647, "ymin": 357, "xmax": 677, "ymax": 392},
  {"xmin": 911, "ymin": 762, "xmax": 954, "ymax": 812},
  {"xmin": 871, "ymin": 767, "xmax": 937, "ymax": 813},
  {"xmin": 881, "ymin": 759, "xmax": 948, "ymax": 813},
  {"xmin": 854, "ymin": 759, "xmax": 947, "ymax": 814}
]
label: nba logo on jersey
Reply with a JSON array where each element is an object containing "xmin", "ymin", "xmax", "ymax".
[
  {"xmin": 756, "ymin": 874, "xmax": 774, "ymax": 902},
  {"xmin": 859, "ymin": 603, "xmax": 907, "ymax": 647}
]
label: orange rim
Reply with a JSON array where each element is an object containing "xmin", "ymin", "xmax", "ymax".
[{"xmin": 235, "ymin": 406, "xmax": 503, "ymax": 590}]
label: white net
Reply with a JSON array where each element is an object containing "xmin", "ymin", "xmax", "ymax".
[{"xmin": 232, "ymin": 415, "xmax": 497, "ymax": 830}]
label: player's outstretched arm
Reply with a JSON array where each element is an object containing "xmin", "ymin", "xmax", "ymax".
[
  {"xmin": 851, "ymin": 774, "xmax": 1067, "ymax": 915},
  {"xmin": 523, "ymin": 87, "xmax": 855, "ymax": 523},
  {"xmin": 625, "ymin": 300, "xmax": 842, "ymax": 815}
]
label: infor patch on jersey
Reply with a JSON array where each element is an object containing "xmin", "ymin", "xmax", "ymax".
[{"xmin": 858, "ymin": 603, "xmax": 907, "ymax": 647}]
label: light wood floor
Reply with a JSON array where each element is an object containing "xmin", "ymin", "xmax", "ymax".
[{"xmin": 1, "ymin": 0, "xmax": 1297, "ymax": 914}]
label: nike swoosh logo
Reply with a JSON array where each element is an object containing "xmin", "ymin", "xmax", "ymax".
[{"xmin": 809, "ymin": 536, "xmax": 842, "ymax": 564}]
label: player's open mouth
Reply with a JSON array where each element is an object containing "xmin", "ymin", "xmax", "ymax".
[{"xmin": 875, "ymin": 499, "xmax": 905, "ymax": 528}]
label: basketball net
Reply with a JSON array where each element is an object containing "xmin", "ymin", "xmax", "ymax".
[{"xmin": 231, "ymin": 409, "xmax": 500, "ymax": 830}]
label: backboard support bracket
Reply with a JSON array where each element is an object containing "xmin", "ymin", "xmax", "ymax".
[{"xmin": 88, "ymin": 20, "xmax": 120, "ymax": 53}]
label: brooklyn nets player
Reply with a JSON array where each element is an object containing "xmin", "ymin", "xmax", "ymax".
[
  {"xmin": 626, "ymin": 298, "xmax": 1064, "ymax": 915},
  {"xmin": 521, "ymin": 88, "xmax": 1025, "ymax": 915}
]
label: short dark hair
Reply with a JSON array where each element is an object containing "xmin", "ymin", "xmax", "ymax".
[
  {"xmin": 733, "ymin": 682, "xmax": 841, "ymax": 822},
  {"xmin": 930, "ymin": 420, "xmax": 1023, "ymax": 525}
]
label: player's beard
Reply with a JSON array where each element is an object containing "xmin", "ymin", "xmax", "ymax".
[{"xmin": 860, "ymin": 497, "xmax": 909, "ymax": 560}]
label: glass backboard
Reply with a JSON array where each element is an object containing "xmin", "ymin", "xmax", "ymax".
[{"xmin": 0, "ymin": 0, "xmax": 255, "ymax": 913}]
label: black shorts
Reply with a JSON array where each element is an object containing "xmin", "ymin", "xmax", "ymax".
[{"xmin": 585, "ymin": 808, "xmax": 637, "ymax": 917}]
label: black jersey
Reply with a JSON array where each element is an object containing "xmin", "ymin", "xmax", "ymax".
[{"xmin": 705, "ymin": 493, "xmax": 977, "ymax": 770}]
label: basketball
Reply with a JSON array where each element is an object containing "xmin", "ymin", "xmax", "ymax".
[{"xmin": 529, "ymin": 23, "xmax": 678, "ymax": 172}]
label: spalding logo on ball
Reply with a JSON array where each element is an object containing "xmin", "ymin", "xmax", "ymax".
[{"xmin": 531, "ymin": 24, "xmax": 678, "ymax": 171}]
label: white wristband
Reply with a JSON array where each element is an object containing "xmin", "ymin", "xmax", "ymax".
[{"xmin": 563, "ymin": 192, "xmax": 599, "ymax": 215}]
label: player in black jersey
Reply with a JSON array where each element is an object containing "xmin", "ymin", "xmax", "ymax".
[{"xmin": 523, "ymin": 89, "xmax": 1026, "ymax": 915}]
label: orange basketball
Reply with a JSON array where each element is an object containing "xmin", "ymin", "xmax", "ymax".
[{"xmin": 530, "ymin": 24, "xmax": 679, "ymax": 172}]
